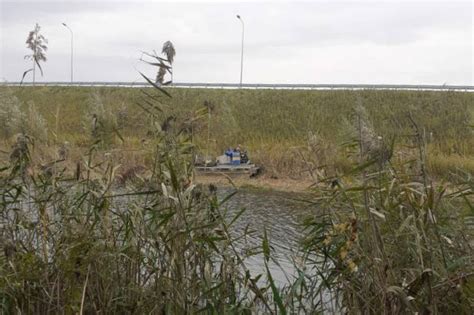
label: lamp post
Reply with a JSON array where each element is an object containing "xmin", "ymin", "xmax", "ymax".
[
  {"xmin": 62, "ymin": 23, "xmax": 73, "ymax": 82},
  {"xmin": 236, "ymin": 15, "xmax": 244, "ymax": 87}
]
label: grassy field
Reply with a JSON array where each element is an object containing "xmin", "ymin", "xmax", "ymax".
[{"xmin": 1, "ymin": 86, "xmax": 473, "ymax": 180}]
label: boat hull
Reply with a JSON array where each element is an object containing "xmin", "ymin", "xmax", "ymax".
[{"xmin": 195, "ymin": 164, "xmax": 260, "ymax": 175}]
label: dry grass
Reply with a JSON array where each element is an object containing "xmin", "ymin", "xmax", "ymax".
[
  {"xmin": 2, "ymin": 86, "xmax": 472, "ymax": 179},
  {"xmin": 1, "ymin": 83, "xmax": 473, "ymax": 314}
]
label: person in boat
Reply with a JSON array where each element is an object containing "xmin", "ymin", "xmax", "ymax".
[
  {"xmin": 230, "ymin": 146, "xmax": 241, "ymax": 164},
  {"xmin": 234, "ymin": 144, "xmax": 249, "ymax": 164},
  {"xmin": 225, "ymin": 148, "xmax": 233, "ymax": 163},
  {"xmin": 240, "ymin": 149, "xmax": 249, "ymax": 164}
]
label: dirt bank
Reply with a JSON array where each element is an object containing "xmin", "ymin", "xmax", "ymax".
[{"xmin": 194, "ymin": 173, "xmax": 315, "ymax": 193}]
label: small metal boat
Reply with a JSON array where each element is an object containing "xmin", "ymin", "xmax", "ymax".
[{"xmin": 195, "ymin": 163, "xmax": 260, "ymax": 175}]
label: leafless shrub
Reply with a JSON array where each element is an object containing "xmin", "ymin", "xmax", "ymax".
[
  {"xmin": 22, "ymin": 101, "xmax": 48, "ymax": 142},
  {"xmin": 354, "ymin": 103, "xmax": 392, "ymax": 165},
  {"xmin": 0, "ymin": 87, "xmax": 23, "ymax": 139},
  {"xmin": 9, "ymin": 133, "xmax": 32, "ymax": 179},
  {"xmin": 116, "ymin": 102, "xmax": 128, "ymax": 129},
  {"xmin": 83, "ymin": 92, "xmax": 119, "ymax": 145},
  {"xmin": 0, "ymin": 88, "xmax": 47, "ymax": 142},
  {"xmin": 116, "ymin": 165, "xmax": 146, "ymax": 186},
  {"xmin": 57, "ymin": 141, "xmax": 69, "ymax": 160}
]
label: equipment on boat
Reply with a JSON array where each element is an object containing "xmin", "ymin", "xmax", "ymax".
[{"xmin": 195, "ymin": 146, "xmax": 259, "ymax": 175}]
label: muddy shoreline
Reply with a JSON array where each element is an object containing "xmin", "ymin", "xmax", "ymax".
[{"xmin": 194, "ymin": 173, "xmax": 315, "ymax": 193}]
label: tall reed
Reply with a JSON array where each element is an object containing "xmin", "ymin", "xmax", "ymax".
[{"xmin": 300, "ymin": 104, "xmax": 474, "ymax": 314}]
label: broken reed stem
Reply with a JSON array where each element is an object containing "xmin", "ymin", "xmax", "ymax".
[{"xmin": 80, "ymin": 265, "xmax": 91, "ymax": 315}]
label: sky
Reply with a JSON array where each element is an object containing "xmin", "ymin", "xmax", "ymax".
[{"xmin": 0, "ymin": 0, "xmax": 472, "ymax": 84}]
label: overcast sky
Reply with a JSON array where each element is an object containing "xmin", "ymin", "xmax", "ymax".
[{"xmin": 0, "ymin": 0, "xmax": 472, "ymax": 84}]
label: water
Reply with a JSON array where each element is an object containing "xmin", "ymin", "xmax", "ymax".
[
  {"xmin": 220, "ymin": 187, "xmax": 340, "ymax": 313},
  {"xmin": 218, "ymin": 187, "xmax": 319, "ymax": 287}
]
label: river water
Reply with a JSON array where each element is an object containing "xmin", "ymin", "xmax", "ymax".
[{"xmin": 218, "ymin": 187, "xmax": 319, "ymax": 287}]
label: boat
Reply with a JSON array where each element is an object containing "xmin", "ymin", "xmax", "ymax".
[
  {"xmin": 195, "ymin": 163, "xmax": 260, "ymax": 175},
  {"xmin": 194, "ymin": 152, "xmax": 260, "ymax": 176}
]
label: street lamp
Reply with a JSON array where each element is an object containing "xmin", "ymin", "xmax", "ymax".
[
  {"xmin": 236, "ymin": 15, "xmax": 244, "ymax": 87},
  {"xmin": 62, "ymin": 23, "xmax": 73, "ymax": 83}
]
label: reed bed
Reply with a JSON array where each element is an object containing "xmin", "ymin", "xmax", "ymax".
[
  {"xmin": 0, "ymin": 104, "xmax": 472, "ymax": 314},
  {"xmin": 0, "ymin": 137, "xmax": 268, "ymax": 313},
  {"xmin": 301, "ymin": 109, "xmax": 474, "ymax": 314},
  {"xmin": 1, "ymin": 86, "xmax": 473, "ymax": 178},
  {"xmin": 0, "ymin": 80, "xmax": 473, "ymax": 313}
]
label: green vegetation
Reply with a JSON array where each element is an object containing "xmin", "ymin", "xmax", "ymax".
[
  {"xmin": 302, "ymin": 115, "xmax": 474, "ymax": 313},
  {"xmin": 0, "ymin": 80, "xmax": 473, "ymax": 313},
  {"xmin": 0, "ymin": 131, "xmax": 281, "ymax": 313},
  {"xmin": 1, "ymin": 86, "xmax": 473, "ymax": 180}
]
